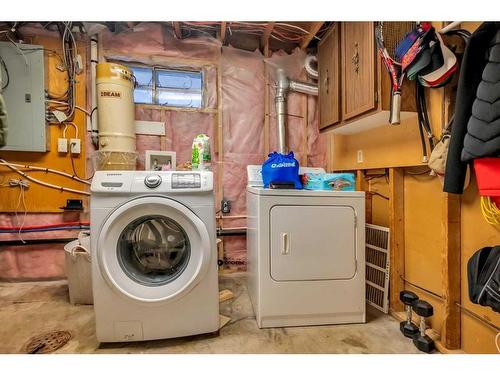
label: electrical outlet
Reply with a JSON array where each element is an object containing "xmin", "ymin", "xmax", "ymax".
[
  {"xmin": 58, "ymin": 138, "xmax": 68, "ymax": 153},
  {"xmin": 70, "ymin": 138, "xmax": 81, "ymax": 154},
  {"xmin": 221, "ymin": 199, "xmax": 231, "ymax": 214},
  {"xmin": 357, "ymin": 150, "xmax": 364, "ymax": 163}
]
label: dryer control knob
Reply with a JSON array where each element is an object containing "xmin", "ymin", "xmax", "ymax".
[{"xmin": 144, "ymin": 174, "xmax": 162, "ymax": 188}]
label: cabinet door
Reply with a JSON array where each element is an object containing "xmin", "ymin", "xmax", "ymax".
[
  {"xmin": 270, "ymin": 205, "xmax": 357, "ymax": 281},
  {"xmin": 342, "ymin": 22, "xmax": 376, "ymax": 120},
  {"xmin": 318, "ymin": 24, "xmax": 340, "ymax": 129}
]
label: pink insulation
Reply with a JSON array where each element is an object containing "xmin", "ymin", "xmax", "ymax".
[
  {"xmin": 0, "ymin": 213, "xmax": 81, "ymax": 280},
  {"xmin": 0, "ymin": 24, "xmax": 327, "ymax": 280},
  {"xmin": 221, "ymin": 46, "xmax": 266, "ymax": 217}
]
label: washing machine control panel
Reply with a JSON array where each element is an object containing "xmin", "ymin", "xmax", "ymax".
[
  {"xmin": 171, "ymin": 173, "xmax": 201, "ymax": 189},
  {"xmin": 91, "ymin": 171, "xmax": 214, "ymax": 193},
  {"xmin": 144, "ymin": 174, "xmax": 162, "ymax": 188}
]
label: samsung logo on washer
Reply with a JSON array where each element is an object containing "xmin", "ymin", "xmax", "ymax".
[{"xmin": 271, "ymin": 161, "xmax": 296, "ymax": 168}]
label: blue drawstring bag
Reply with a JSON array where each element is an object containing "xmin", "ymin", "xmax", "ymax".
[{"xmin": 262, "ymin": 151, "xmax": 302, "ymax": 189}]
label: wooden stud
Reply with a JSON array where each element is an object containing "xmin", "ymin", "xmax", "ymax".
[
  {"xmin": 300, "ymin": 22, "xmax": 324, "ymax": 49},
  {"xmin": 440, "ymin": 193, "xmax": 462, "ymax": 349},
  {"xmin": 389, "ymin": 167, "xmax": 405, "ymax": 312},
  {"xmin": 263, "ymin": 40, "xmax": 271, "ymax": 157},
  {"xmin": 301, "ymin": 94, "xmax": 308, "ymax": 166},
  {"xmin": 172, "ymin": 22, "xmax": 182, "ymax": 39},
  {"xmin": 355, "ymin": 170, "xmax": 373, "ymax": 224},
  {"xmin": 216, "ymin": 59, "xmax": 224, "ymax": 218},
  {"xmin": 103, "ymin": 49, "xmax": 218, "ymax": 68},
  {"xmin": 136, "ymin": 103, "xmax": 217, "ymax": 114},
  {"xmin": 219, "ymin": 22, "xmax": 227, "ymax": 44},
  {"xmin": 160, "ymin": 109, "xmax": 167, "ymax": 152}
]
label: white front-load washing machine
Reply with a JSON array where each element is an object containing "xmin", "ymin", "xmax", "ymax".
[
  {"xmin": 246, "ymin": 166, "xmax": 366, "ymax": 328},
  {"xmin": 90, "ymin": 170, "xmax": 219, "ymax": 343}
]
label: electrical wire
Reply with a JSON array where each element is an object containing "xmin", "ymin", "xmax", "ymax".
[
  {"xmin": 367, "ymin": 191, "xmax": 389, "ymax": 200},
  {"xmin": 14, "ymin": 183, "xmax": 28, "ymax": 243},
  {"xmin": 62, "ymin": 122, "xmax": 78, "ymax": 139},
  {"xmin": 480, "ymin": 197, "xmax": 500, "ymax": 225}
]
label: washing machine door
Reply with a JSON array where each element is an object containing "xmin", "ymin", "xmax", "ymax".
[{"xmin": 97, "ymin": 196, "xmax": 211, "ymax": 304}]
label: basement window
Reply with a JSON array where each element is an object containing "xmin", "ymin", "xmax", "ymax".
[{"xmin": 130, "ymin": 66, "xmax": 203, "ymax": 108}]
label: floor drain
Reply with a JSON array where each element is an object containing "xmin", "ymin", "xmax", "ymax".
[{"xmin": 23, "ymin": 330, "xmax": 72, "ymax": 354}]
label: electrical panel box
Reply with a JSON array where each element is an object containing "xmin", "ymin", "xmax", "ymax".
[{"xmin": 0, "ymin": 41, "xmax": 47, "ymax": 152}]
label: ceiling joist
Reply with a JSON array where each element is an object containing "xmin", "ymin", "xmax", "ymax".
[
  {"xmin": 219, "ymin": 21, "xmax": 227, "ymax": 44},
  {"xmin": 300, "ymin": 22, "xmax": 324, "ymax": 49},
  {"xmin": 172, "ymin": 22, "xmax": 182, "ymax": 39},
  {"xmin": 260, "ymin": 22, "xmax": 275, "ymax": 54}
]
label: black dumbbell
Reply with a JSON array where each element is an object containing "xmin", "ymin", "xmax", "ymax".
[
  {"xmin": 399, "ymin": 290, "xmax": 419, "ymax": 338},
  {"xmin": 412, "ymin": 299, "xmax": 435, "ymax": 353}
]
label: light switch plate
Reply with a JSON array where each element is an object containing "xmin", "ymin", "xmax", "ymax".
[
  {"xmin": 357, "ymin": 150, "xmax": 364, "ymax": 163},
  {"xmin": 57, "ymin": 138, "xmax": 68, "ymax": 153}
]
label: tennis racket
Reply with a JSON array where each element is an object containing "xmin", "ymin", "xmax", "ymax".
[{"xmin": 375, "ymin": 22, "xmax": 417, "ymax": 125}]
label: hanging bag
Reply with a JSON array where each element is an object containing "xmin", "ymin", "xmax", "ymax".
[
  {"xmin": 467, "ymin": 246, "xmax": 500, "ymax": 313},
  {"xmin": 261, "ymin": 152, "xmax": 302, "ymax": 189}
]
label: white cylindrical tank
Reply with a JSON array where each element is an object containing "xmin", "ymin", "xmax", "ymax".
[
  {"xmin": 95, "ymin": 62, "xmax": 137, "ymax": 170},
  {"xmin": 96, "ymin": 62, "xmax": 136, "ymax": 153}
]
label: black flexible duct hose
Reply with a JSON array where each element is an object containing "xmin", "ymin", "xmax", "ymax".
[{"xmin": 416, "ymin": 84, "xmax": 428, "ymax": 162}]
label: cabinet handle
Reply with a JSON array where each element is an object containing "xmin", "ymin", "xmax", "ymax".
[
  {"xmin": 324, "ymin": 70, "xmax": 330, "ymax": 95},
  {"xmin": 352, "ymin": 42, "xmax": 360, "ymax": 74},
  {"xmin": 281, "ymin": 232, "xmax": 290, "ymax": 255}
]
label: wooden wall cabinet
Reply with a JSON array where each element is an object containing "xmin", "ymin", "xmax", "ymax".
[
  {"xmin": 318, "ymin": 22, "xmax": 416, "ymax": 133},
  {"xmin": 318, "ymin": 24, "xmax": 340, "ymax": 129}
]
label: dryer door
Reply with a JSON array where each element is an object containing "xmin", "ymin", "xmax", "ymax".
[
  {"xmin": 270, "ymin": 205, "xmax": 357, "ymax": 281},
  {"xmin": 97, "ymin": 196, "xmax": 211, "ymax": 304}
]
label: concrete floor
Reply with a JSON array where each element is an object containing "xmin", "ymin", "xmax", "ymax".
[{"xmin": 0, "ymin": 273, "xmax": 421, "ymax": 354}]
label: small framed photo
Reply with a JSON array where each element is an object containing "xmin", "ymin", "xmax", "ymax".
[{"xmin": 145, "ymin": 150, "xmax": 176, "ymax": 171}]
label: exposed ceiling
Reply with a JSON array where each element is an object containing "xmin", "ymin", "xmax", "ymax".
[{"xmin": 0, "ymin": 21, "xmax": 333, "ymax": 54}]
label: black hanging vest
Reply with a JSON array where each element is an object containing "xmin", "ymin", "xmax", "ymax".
[{"xmin": 461, "ymin": 30, "xmax": 500, "ymax": 162}]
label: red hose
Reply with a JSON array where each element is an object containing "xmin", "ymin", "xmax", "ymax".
[{"xmin": 0, "ymin": 221, "xmax": 90, "ymax": 231}]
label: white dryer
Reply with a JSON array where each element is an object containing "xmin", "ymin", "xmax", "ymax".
[
  {"xmin": 246, "ymin": 166, "xmax": 366, "ymax": 328},
  {"xmin": 90, "ymin": 171, "xmax": 219, "ymax": 343}
]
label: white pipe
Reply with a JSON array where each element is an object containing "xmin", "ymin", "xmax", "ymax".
[
  {"xmin": 0, "ymin": 160, "xmax": 91, "ymax": 185},
  {"xmin": 0, "ymin": 160, "xmax": 91, "ymax": 196},
  {"xmin": 304, "ymin": 55, "xmax": 318, "ymax": 80},
  {"xmin": 439, "ymin": 21, "xmax": 462, "ymax": 34},
  {"xmin": 89, "ymin": 36, "xmax": 98, "ymax": 147}
]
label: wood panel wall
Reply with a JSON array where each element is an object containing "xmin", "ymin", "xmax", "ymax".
[
  {"xmin": 0, "ymin": 35, "xmax": 88, "ymax": 212},
  {"xmin": 328, "ymin": 22, "xmax": 500, "ymax": 353}
]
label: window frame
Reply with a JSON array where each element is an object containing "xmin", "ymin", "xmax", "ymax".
[{"xmin": 128, "ymin": 64, "xmax": 205, "ymax": 109}]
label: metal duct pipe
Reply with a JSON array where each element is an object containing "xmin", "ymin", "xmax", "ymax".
[
  {"xmin": 274, "ymin": 67, "xmax": 318, "ymax": 154},
  {"xmin": 304, "ymin": 55, "xmax": 319, "ymax": 80},
  {"xmin": 276, "ymin": 68, "xmax": 289, "ymax": 154},
  {"xmin": 289, "ymin": 80, "xmax": 319, "ymax": 96}
]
